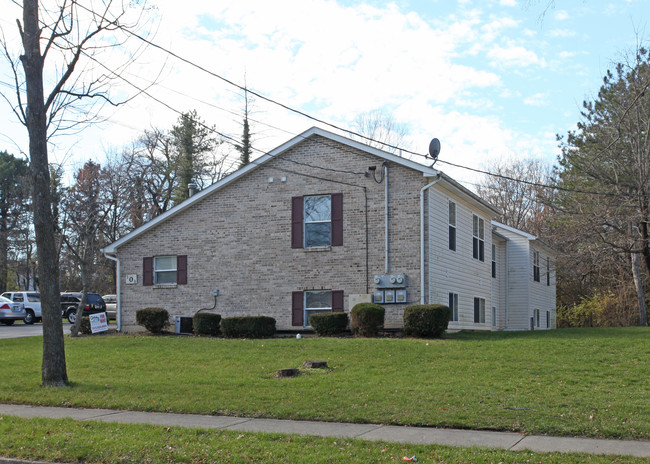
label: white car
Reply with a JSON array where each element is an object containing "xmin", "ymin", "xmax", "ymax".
[
  {"xmin": 1, "ymin": 292, "xmax": 41, "ymax": 324},
  {"xmin": 0, "ymin": 295, "xmax": 26, "ymax": 325},
  {"xmin": 102, "ymin": 294, "xmax": 116, "ymax": 320}
]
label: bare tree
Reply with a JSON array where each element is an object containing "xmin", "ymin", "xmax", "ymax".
[
  {"xmin": 351, "ymin": 109, "xmax": 409, "ymax": 154},
  {"xmin": 61, "ymin": 161, "xmax": 102, "ymax": 336},
  {"xmin": 476, "ymin": 158, "xmax": 553, "ymax": 236},
  {"xmin": 2, "ymin": 0, "xmax": 152, "ymax": 386}
]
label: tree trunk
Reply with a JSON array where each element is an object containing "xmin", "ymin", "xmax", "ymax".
[
  {"xmin": 20, "ymin": 0, "xmax": 68, "ymax": 386},
  {"xmin": 630, "ymin": 252, "xmax": 648, "ymax": 326},
  {"xmin": 0, "ymin": 212, "xmax": 8, "ymax": 292}
]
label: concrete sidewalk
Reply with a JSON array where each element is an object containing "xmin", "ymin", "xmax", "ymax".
[{"xmin": 1, "ymin": 404, "xmax": 649, "ymax": 458}]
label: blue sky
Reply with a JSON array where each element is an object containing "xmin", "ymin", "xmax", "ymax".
[{"xmin": 0, "ymin": 0, "xmax": 648, "ymax": 186}]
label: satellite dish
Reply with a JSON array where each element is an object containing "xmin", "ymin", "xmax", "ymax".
[{"xmin": 428, "ymin": 138, "xmax": 441, "ymax": 160}]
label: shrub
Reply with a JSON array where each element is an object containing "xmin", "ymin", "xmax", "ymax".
[
  {"xmin": 403, "ymin": 304, "xmax": 450, "ymax": 338},
  {"xmin": 221, "ymin": 316, "xmax": 276, "ymax": 338},
  {"xmin": 136, "ymin": 307, "xmax": 169, "ymax": 334},
  {"xmin": 350, "ymin": 303, "xmax": 385, "ymax": 337},
  {"xmin": 309, "ymin": 312, "xmax": 349, "ymax": 336},
  {"xmin": 193, "ymin": 312, "xmax": 221, "ymax": 336},
  {"xmin": 79, "ymin": 316, "xmax": 92, "ymax": 335}
]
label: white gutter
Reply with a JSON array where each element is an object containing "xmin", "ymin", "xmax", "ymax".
[
  {"xmin": 103, "ymin": 253, "xmax": 122, "ymax": 332},
  {"xmin": 384, "ymin": 162, "xmax": 389, "ymax": 274},
  {"xmin": 420, "ymin": 174, "xmax": 442, "ymax": 304}
]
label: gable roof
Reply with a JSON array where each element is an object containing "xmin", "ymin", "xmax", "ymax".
[
  {"xmin": 492, "ymin": 221, "xmax": 556, "ymax": 256},
  {"xmin": 103, "ymin": 126, "xmax": 497, "ymax": 253}
]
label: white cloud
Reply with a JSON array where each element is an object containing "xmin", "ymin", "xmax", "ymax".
[
  {"xmin": 500, "ymin": 0, "xmax": 518, "ymax": 6},
  {"xmin": 549, "ymin": 29, "xmax": 576, "ymax": 38},
  {"xmin": 487, "ymin": 44, "xmax": 546, "ymax": 68},
  {"xmin": 554, "ymin": 10, "xmax": 569, "ymax": 20},
  {"xmin": 523, "ymin": 92, "xmax": 549, "ymax": 107}
]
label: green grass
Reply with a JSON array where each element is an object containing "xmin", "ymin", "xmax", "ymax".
[
  {"xmin": 0, "ymin": 327, "xmax": 648, "ymax": 440},
  {"xmin": 0, "ymin": 415, "xmax": 646, "ymax": 464}
]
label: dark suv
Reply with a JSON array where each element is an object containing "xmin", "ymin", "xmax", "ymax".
[{"xmin": 60, "ymin": 292, "xmax": 106, "ymax": 323}]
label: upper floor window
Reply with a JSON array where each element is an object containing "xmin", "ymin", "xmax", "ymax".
[
  {"xmin": 491, "ymin": 244, "xmax": 496, "ymax": 278},
  {"xmin": 292, "ymin": 193, "xmax": 343, "ymax": 249},
  {"xmin": 546, "ymin": 257, "xmax": 550, "ymax": 286},
  {"xmin": 304, "ymin": 195, "xmax": 331, "ymax": 248},
  {"xmin": 472, "ymin": 215, "xmax": 484, "ymax": 261},
  {"xmin": 448, "ymin": 201, "xmax": 457, "ymax": 251},
  {"xmin": 533, "ymin": 250, "xmax": 540, "ymax": 282}
]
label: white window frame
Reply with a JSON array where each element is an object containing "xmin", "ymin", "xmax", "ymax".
[
  {"xmin": 304, "ymin": 195, "xmax": 332, "ymax": 248},
  {"xmin": 546, "ymin": 257, "xmax": 551, "ymax": 286},
  {"xmin": 472, "ymin": 215, "xmax": 484, "ymax": 262},
  {"xmin": 491, "ymin": 244, "xmax": 496, "ymax": 278},
  {"xmin": 533, "ymin": 250, "xmax": 540, "ymax": 282},
  {"xmin": 448, "ymin": 200, "xmax": 457, "ymax": 251},
  {"xmin": 448, "ymin": 292, "xmax": 459, "ymax": 322},
  {"xmin": 154, "ymin": 256, "xmax": 177, "ymax": 285},
  {"xmin": 534, "ymin": 308, "xmax": 541, "ymax": 328},
  {"xmin": 304, "ymin": 290, "xmax": 332, "ymax": 327}
]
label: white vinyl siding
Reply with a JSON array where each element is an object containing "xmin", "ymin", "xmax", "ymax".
[{"xmin": 427, "ymin": 186, "xmax": 493, "ymax": 330}]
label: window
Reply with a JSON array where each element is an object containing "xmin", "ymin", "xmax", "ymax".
[
  {"xmin": 292, "ymin": 193, "xmax": 343, "ymax": 248},
  {"xmin": 492, "ymin": 306, "xmax": 496, "ymax": 326},
  {"xmin": 11, "ymin": 293, "xmax": 24, "ymax": 302},
  {"xmin": 304, "ymin": 195, "xmax": 331, "ymax": 247},
  {"xmin": 27, "ymin": 293, "xmax": 40, "ymax": 302},
  {"xmin": 448, "ymin": 201, "xmax": 456, "ymax": 251},
  {"xmin": 533, "ymin": 251, "xmax": 540, "ymax": 282},
  {"xmin": 154, "ymin": 256, "xmax": 177, "ymax": 284},
  {"xmin": 143, "ymin": 255, "xmax": 187, "ymax": 286},
  {"xmin": 291, "ymin": 290, "xmax": 344, "ymax": 326},
  {"xmin": 546, "ymin": 257, "xmax": 550, "ymax": 286},
  {"xmin": 491, "ymin": 244, "xmax": 496, "ymax": 278},
  {"xmin": 448, "ymin": 292, "xmax": 458, "ymax": 322},
  {"xmin": 472, "ymin": 215, "xmax": 484, "ymax": 261},
  {"xmin": 534, "ymin": 309, "xmax": 541, "ymax": 328},
  {"xmin": 546, "ymin": 310, "xmax": 551, "ymax": 329},
  {"xmin": 473, "ymin": 297, "xmax": 485, "ymax": 323}
]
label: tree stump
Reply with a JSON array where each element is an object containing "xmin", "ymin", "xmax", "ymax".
[
  {"xmin": 276, "ymin": 368, "xmax": 300, "ymax": 378},
  {"xmin": 302, "ymin": 360, "xmax": 328, "ymax": 369}
]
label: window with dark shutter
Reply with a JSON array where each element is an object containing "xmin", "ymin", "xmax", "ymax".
[
  {"xmin": 292, "ymin": 291, "xmax": 304, "ymax": 326},
  {"xmin": 177, "ymin": 255, "xmax": 188, "ymax": 284},
  {"xmin": 292, "ymin": 193, "xmax": 343, "ymax": 248},
  {"xmin": 143, "ymin": 257, "xmax": 153, "ymax": 286},
  {"xmin": 332, "ymin": 290, "xmax": 344, "ymax": 312},
  {"xmin": 291, "ymin": 197, "xmax": 304, "ymax": 248},
  {"xmin": 331, "ymin": 193, "xmax": 343, "ymax": 246}
]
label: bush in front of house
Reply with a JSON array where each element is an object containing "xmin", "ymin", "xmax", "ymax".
[
  {"xmin": 136, "ymin": 307, "xmax": 169, "ymax": 334},
  {"xmin": 350, "ymin": 303, "xmax": 385, "ymax": 337},
  {"xmin": 193, "ymin": 312, "xmax": 221, "ymax": 336},
  {"xmin": 403, "ymin": 304, "xmax": 451, "ymax": 338},
  {"xmin": 221, "ymin": 316, "xmax": 276, "ymax": 338},
  {"xmin": 309, "ymin": 312, "xmax": 349, "ymax": 336}
]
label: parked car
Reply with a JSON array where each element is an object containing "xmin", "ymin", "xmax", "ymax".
[
  {"xmin": 1, "ymin": 291, "xmax": 41, "ymax": 324},
  {"xmin": 0, "ymin": 295, "xmax": 26, "ymax": 325},
  {"xmin": 60, "ymin": 292, "xmax": 106, "ymax": 324},
  {"xmin": 102, "ymin": 294, "xmax": 116, "ymax": 320}
]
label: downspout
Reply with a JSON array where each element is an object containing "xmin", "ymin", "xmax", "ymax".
[
  {"xmin": 504, "ymin": 240, "xmax": 509, "ymax": 329},
  {"xmin": 384, "ymin": 162, "xmax": 389, "ymax": 274},
  {"xmin": 103, "ymin": 252, "xmax": 121, "ymax": 332},
  {"xmin": 420, "ymin": 174, "xmax": 442, "ymax": 304}
]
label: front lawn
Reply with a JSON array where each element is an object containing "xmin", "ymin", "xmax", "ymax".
[
  {"xmin": 0, "ymin": 416, "xmax": 644, "ymax": 464},
  {"xmin": 0, "ymin": 327, "xmax": 647, "ymax": 439}
]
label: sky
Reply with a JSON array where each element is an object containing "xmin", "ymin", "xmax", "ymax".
[{"xmin": 1, "ymin": 0, "xmax": 648, "ymax": 188}]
